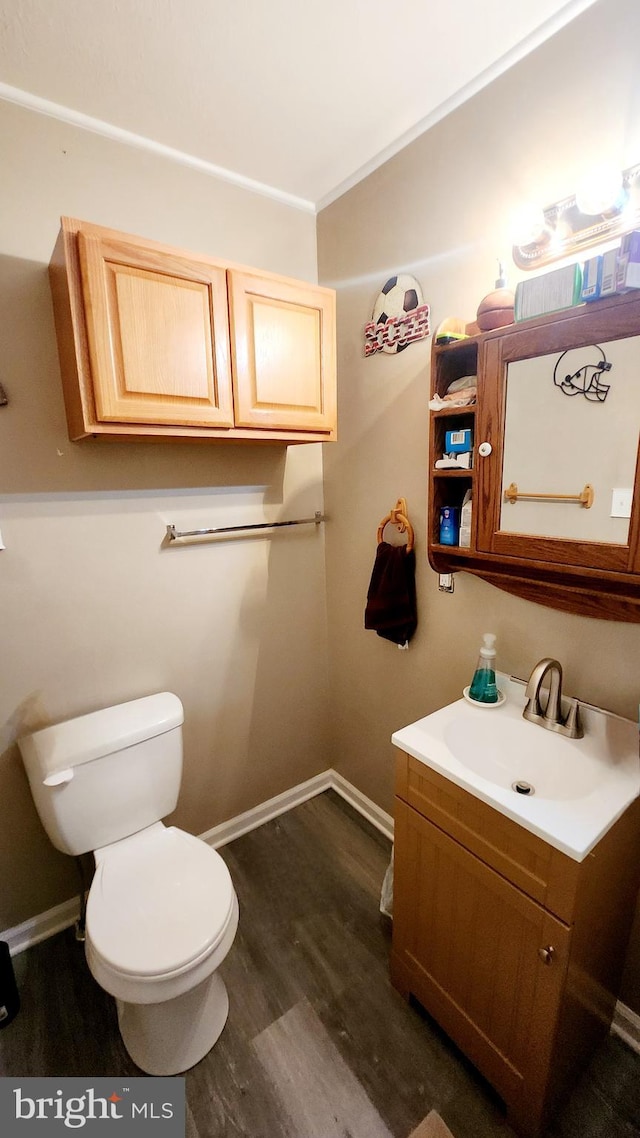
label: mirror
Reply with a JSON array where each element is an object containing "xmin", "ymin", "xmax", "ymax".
[{"xmin": 500, "ymin": 335, "xmax": 640, "ymax": 544}]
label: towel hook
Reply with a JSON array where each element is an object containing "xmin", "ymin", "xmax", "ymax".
[{"xmin": 377, "ymin": 498, "xmax": 415, "ymax": 552}]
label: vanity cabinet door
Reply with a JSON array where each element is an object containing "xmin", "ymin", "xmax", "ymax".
[
  {"xmin": 391, "ymin": 799, "xmax": 570, "ymax": 1130},
  {"xmin": 77, "ymin": 231, "xmax": 235, "ymax": 429},
  {"xmin": 227, "ymin": 270, "xmax": 336, "ymax": 435}
]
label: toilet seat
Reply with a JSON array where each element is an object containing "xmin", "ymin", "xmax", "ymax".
[{"xmin": 86, "ymin": 823, "xmax": 236, "ymax": 981}]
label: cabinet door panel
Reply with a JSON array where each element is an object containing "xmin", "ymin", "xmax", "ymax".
[
  {"xmin": 392, "ymin": 799, "xmax": 570, "ymax": 1112},
  {"xmin": 229, "ymin": 270, "xmax": 336, "ymax": 433},
  {"xmin": 78, "ymin": 234, "xmax": 234, "ymax": 427},
  {"xmin": 475, "ymin": 322, "xmax": 635, "ymax": 571}
]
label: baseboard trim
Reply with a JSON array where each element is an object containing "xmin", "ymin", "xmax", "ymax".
[
  {"xmin": 611, "ymin": 999, "xmax": 640, "ymax": 1054},
  {"xmin": 2, "ymin": 770, "xmax": 393, "ymax": 956},
  {"xmin": 3, "ymin": 896, "xmax": 81, "ymax": 957},
  {"xmin": 200, "ymin": 769, "xmax": 334, "ymax": 848},
  {"xmin": 329, "ymin": 771, "xmax": 394, "ymax": 841}
]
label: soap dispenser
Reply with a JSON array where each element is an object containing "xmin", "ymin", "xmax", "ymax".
[{"xmin": 468, "ymin": 633, "xmax": 499, "ymax": 704}]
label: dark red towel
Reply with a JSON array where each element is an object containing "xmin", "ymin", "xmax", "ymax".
[{"xmin": 364, "ymin": 542, "xmax": 417, "ymax": 646}]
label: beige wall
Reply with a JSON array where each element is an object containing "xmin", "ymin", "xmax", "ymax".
[
  {"xmin": 318, "ymin": 0, "xmax": 640, "ymax": 1012},
  {"xmin": 0, "ymin": 100, "xmax": 329, "ymax": 930}
]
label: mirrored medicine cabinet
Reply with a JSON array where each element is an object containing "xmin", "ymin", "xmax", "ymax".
[{"xmin": 429, "ymin": 290, "xmax": 640, "ymax": 621}]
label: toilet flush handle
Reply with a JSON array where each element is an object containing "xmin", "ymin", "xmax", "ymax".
[{"xmin": 44, "ymin": 768, "xmax": 75, "ymax": 787}]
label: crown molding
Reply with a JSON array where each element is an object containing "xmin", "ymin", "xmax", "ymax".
[
  {"xmin": 0, "ymin": 0, "xmax": 598, "ymax": 216},
  {"xmin": 0, "ymin": 81, "xmax": 315, "ymax": 215}
]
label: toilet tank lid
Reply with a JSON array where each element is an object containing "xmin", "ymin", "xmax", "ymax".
[{"xmin": 18, "ymin": 692, "xmax": 184, "ymax": 779}]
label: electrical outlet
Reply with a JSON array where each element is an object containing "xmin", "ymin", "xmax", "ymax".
[{"xmin": 438, "ymin": 573, "xmax": 454, "ymax": 593}]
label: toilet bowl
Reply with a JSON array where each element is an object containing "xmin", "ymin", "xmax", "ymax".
[
  {"xmin": 85, "ymin": 822, "xmax": 239, "ymax": 1074},
  {"xmin": 18, "ymin": 692, "xmax": 239, "ymax": 1075}
]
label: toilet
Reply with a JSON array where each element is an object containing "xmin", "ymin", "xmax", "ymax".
[{"xmin": 18, "ymin": 692, "xmax": 239, "ymax": 1076}]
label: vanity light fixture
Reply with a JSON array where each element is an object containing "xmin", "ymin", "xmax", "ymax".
[{"xmin": 512, "ymin": 162, "xmax": 640, "ymax": 270}]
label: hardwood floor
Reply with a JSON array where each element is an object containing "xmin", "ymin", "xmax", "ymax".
[{"xmin": 1, "ymin": 790, "xmax": 639, "ymax": 1137}]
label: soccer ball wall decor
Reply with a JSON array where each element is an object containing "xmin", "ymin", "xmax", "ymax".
[{"xmin": 364, "ymin": 274, "xmax": 430, "ymax": 356}]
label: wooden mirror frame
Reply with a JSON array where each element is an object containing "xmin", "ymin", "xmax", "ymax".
[{"xmin": 428, "ymin": 290, "xmax": 640, "ymax": 621}]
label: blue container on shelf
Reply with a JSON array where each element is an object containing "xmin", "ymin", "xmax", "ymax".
[{"xmin": 439, "ymin": 506, "xmax": 459, "ymax": 545}]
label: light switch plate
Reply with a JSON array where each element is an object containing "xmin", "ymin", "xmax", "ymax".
[{"xmin": 611, "ymin": 488, "xmax": 633, "ymax": 518}]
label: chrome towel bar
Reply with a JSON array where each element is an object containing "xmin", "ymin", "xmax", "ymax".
[{"xmin": 166, "ymin": 511, "xmax": 326, "ymax": 543}]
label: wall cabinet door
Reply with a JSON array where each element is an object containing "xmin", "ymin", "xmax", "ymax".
[
  {"xmin": 77, "ymin": 231, "xmax": 234, "ymax": 429},
  {"xmin": 392, "ymin": 799, "xmax": 570, "ymax": 1126},
  {"xmin": 228, "ymin": 270, "xmax": 336, "ymax": 434}
]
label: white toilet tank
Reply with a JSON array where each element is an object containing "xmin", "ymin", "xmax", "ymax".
[{"xmin": 18, "ymin": 692, "xmax": 184, "ymax": 856}]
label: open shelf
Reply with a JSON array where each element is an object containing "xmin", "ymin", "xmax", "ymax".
[
  {"xmin": 429, "ymin": 337, "xmax": 478, "ymax": 550},
  {"xmin": 430, "ymin": 404, "xmax": 477, "ymax": 418},
  {"xmin": 432, "ymin": 469, "xmax": 475, "ymax": 478}
]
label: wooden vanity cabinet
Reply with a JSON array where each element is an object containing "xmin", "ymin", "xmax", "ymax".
[
  {"xmin": 49, "ymin": 217, "xmax": 336, "ymax": 443},
  {"xmin": 391, "ymin": 753, "xmax": 640, "ymax": 1137}
]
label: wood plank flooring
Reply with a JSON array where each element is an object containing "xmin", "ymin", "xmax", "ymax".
[{"xmin": 1, "ymin": 790, "xmax": 639, "ymax": 1137}]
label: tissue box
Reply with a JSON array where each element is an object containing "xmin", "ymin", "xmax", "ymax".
[
  {"xmin": 581, "ymin": 256, "xmax": 601, "ymax": 301},
  {"xmin": 514, "ymin": 263, "xmax": 582, "ymax": 321},
  {"xmin": 600, "ymin": 248, "xmax": 618, "ymax": 297},
  {"xmin": 616, "ymin": 231, "xmax": 640, "ymax": 291},
  {"xmin": 445, "ymin": 428, "xmax": 472, "ymax": 453},
  {"xmin": 581, "ymin": 249, "xmax": 618, "ymax": 301},
  {"xmin": 459, "ymin": 491, "xmax": 472, "ymax": 548}
]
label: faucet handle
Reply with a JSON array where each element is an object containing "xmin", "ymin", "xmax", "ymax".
[{"xmin": 563, "ymin": 698, "xmax": 583, "ymax": 740}]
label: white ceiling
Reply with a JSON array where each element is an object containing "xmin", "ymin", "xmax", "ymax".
[{"xmin": 0, "ymin": 0, "xmax": 598, "ymax": 211}]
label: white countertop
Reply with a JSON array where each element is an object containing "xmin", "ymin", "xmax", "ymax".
[{"xmin": 391, "ymin": 675, "xmax": 640, "ymax": 861}]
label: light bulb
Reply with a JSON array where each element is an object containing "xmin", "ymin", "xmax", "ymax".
[
  {"xmin": 575, "ymin": 165, "xmax": 627, "ymax": 217},
  {"xmin": 511, "ymin": 204, "xmax": 551, "ymax": 250}
]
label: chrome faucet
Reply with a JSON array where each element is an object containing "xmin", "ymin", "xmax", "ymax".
[{"xmin": 523, "ymin": 658, "xmax": 583, "ymax": 739}]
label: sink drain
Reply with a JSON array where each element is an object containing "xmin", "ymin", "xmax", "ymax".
[{"xmin": 512, "ymin": 780, "xmax": 535, "ymax": 796}]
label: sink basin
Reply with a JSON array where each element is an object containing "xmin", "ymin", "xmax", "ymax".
[
  {"xmin": 443, "ymin": 715, "xmax": 604, "ymax": 801},
  {"xmin": 392, "ymin": 674, "xmax": 640, "ymax": 860}
]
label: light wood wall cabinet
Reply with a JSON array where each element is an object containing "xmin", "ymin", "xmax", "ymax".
[
  {"xmin": 391, "ymin": 754, "xmax": 640, "ymax": 1137},
  {"xmin": 49, "ymin": 218, "xmax": 337, "ymax": 443}
]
